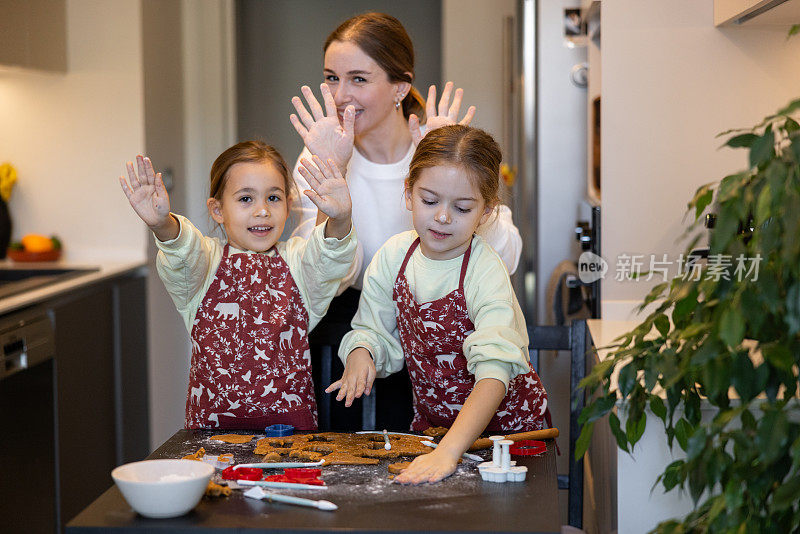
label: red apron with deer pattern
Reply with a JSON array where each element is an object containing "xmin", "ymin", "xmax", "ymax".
[
  {"xmin": 394, "ymin": 237, "xmax": 548, "ymax": 432},
  {"xmin": 185, "ymin": 244, "xmax": 317, "ymax": 430}
]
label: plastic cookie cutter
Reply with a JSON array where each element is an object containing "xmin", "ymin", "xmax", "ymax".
[
  {"xmin": 264, "ymin": 424, "xmax": 294, "ymax": 437},
  {"xmin": 477, "ymin": 436, "xmax": 528, "ymax": 483},
  {"xmin": 509, "ymin": 440, "xmax": 547, "ymax": 457},
  {"xmin": 201, "ymin": 453, "xmax": 235, "ymax": 470}
]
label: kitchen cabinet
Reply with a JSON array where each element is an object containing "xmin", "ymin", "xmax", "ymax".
[
  {"xmin": 0, "ymin": 0, "xmax": 67, "ymax": 72},
  {"xmin": 52, "ymin": 271, "xmax": 149, "ymax": 532},
  {"xmin": 714, "ymin": 0, "xmax": 800, "ymax": 26},
  {"xmin": 0, "ymin": 309, "xmax": 57, "ymax": 534},
  {"xmin": 0, "ymin": 268, "xmax": 149, "ymax": 534}
]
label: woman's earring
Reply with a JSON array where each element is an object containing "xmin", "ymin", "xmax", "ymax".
[{"xmin": 395, "ymin": 93, "xmax": 405, "ymax": 110}]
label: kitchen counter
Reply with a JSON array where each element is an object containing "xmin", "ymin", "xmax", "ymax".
[
  {"xmin": 67, "ymin": 429, "xmax": 561, "ymax": 533},
  {"xmin": 0, "ymin": 259, "xmax": 146, "ymax": 315}
]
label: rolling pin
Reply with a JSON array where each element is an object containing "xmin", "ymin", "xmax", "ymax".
[{"xmin": 469, "ymin": 428, "xmax": 559, "ymax": 451}]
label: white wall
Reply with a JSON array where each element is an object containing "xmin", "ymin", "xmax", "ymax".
[
  {"xmin": 0, "ymin": 0, "xmax": 146, "ymax": 262},
  {"xmin": 601, "ymin": 0, "xmax": 800, "ymax": 320},
  {"xmin": 182, "ymin": 0, "xmax": 237, "ymax": 233},
  {"xmin": 442, "ymin": 0, "xmax": 515, "ymax": 146}
]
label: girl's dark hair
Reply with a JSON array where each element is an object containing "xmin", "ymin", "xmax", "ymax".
[
  {"xmin": 209, "ymin": 141, "xmax": 295, "ymax": 202},
  {"xmin": 407, "ymin": 125, "xmax": 501, "ymax": 206},
  {"xmin": 325, "ymin": 12, "xmax": 426, "ymax": 121}
]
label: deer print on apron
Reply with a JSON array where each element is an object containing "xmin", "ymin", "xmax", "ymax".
[
  {"xmin": 186, "ymin": 244, "xmax": 317, "ymax": 430},
  {"xmin": 394, "ymin": 238, "xmax": 548, "ymax": 432}
]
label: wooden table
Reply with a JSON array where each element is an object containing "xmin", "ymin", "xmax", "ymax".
[{"xmin": 67, "ymin": 429, "xmax": 560, "ymax": 533}]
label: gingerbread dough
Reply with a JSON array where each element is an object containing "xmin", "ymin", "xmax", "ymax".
[
  {"xmin": 254, "ymin": 432, "xmax": 433, "ymax": 466},
  {"xmin": 211, "ymin": 434, "xmax": 255, "ymax": 444},
  {"xmin": 423, "ymin": 426, "xmax": 449, "ymax": 438},
  {"xmin": 387, "ymin": 461, "xmax": 411, "ymax": 474}
]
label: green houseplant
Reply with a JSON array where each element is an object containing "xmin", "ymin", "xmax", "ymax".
[{"xmin": 576, "ymin": 97, "xmax": 800, "ymax": 533}]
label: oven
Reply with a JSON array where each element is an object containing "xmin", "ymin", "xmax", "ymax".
[{"xmin": 0, "ymin": 307, "xmax": 57, "ymax": 533}]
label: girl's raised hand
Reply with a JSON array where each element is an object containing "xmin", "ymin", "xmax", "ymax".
[
  {"xmin": 408, "ymin": 82, "xmax": 476, "ymax": 146},
  {"xmin": 290, "ymin": 84, "xmax": 355, "ymax": 174},
  {"xmin": 119, "ymin": 155, "xmax": 171, "ymax": 229},
  {"xmin": 325, "ymin": 347, "xmax": 376, "ymax": 407},
  {"xmin": 297, "ymin": 155, "xmax": 352, "ymax": 239}
]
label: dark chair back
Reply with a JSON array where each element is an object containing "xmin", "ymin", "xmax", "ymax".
[
  {"xmin": 317, "ymin": 343, "xmax": 376, "ymax": 430},
  {"xmin": 528, "ymin": 319, "xmax": 588, "ymax": 530}
]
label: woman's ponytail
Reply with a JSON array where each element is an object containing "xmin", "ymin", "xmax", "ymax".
[{"xmin": 403, "ymin": 85, "xmax": 426, "ymax": 122}]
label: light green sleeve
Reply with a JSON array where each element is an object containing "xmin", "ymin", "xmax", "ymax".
[
  {"xmin": 339, "ymin": 233, "xmax": 410, "ymax": 377},
  {"xmin": 463, "ymin": 241, "xmax": 531, "ymax": 392},
  {"xmin": 282, "ymin": 219, "xmax": 358, "ymax": 332},
  {"xmin": 154, "ymin": 214, "xmax": 224, "ymax": 332}
]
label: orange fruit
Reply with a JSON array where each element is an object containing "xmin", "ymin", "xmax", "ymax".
[{"xmin": 21, "ymin": 234, "xmax": 55, "ymax": 253}]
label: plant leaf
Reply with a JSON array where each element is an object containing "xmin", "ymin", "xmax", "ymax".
[
  {"xmin": 689, "ymin": 184, "xmax": 714, "ymax": 221},
  {"xmin": 688, "ymin": 463, "xmax": 707, "ymax": 504},
  {"xmin": 662, "ymin": 460, "xmax": 685, "ymax": 492},
  {"xmin": 756, "ymin": 409, "xmax": 789, "ymax": 463},
  {"xmin": 749, "ymin": 128, "xmax": 775, "ymax": 168},
  {"xmin": 776, "ymin": 97, "xmax": 800, "ymax": 115},
  {"xmin": 772, "ymin": 474, "xmax": 800, "ymax": 511},
  {"xmin": 654, "ymin": 314, "xmax": 671, "ymax": 337},
  {"xmin": 755, "ymin": 183, "xmax": 772, "ymax": 225},
  {"xmin": 686, "ymin": 426, "xmax": 707, "ymax": 461},
  {"xmin": 724, "ymin": 133, "xmax": 758, "ymax": 149},
  {"xmin": 626, "ymin": 411, "xmax": 647, "ymax": 446},
  {"xmin": 762, "ymin": 343, "xmax": 794, "ymax": 371},
  {"xmin": 608, "ymin": 411, "xmax": 629, "ymax": 452},
  {"xmin": 675, "ymin": 418, "xmax": 692, "ymax": 451},
  {"xmin": 719, "ymin": 307, "xmax": 745, "ymax": 349},
  {"xmin": 650, "ymin": 395, "xmax": 667, "ymax": 424},
  {"xmin": 791, "ymin": 135, "xmax": 800, "ymax": 165},
  {"xmin": 574, "ymin": 421, "xmax": 595, "ymax": 461},
  {"xmin": 617, "ymin": 363, "xmax": 637, "ymax": 398},
  {"xmin": 730, "ymin": 351, "xmax": 756, "ymax": 401},
  {"xmin": 578, "ymin": 393, "xmax": 617, "ymax": 425}
]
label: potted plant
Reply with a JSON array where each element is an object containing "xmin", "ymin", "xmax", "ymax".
[{"xmin": 576, "ymin": 96, "xmax": 800, "ymax": 533}]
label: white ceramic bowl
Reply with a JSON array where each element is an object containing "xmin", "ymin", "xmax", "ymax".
[{"xmin": 111, "ymin": 459, "xmax": 214, "ymax": 518}]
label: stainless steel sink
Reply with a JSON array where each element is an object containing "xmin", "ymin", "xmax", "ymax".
[{"xmin": 0, "ymin": 267, "xmax": 99, "ymax": 299}]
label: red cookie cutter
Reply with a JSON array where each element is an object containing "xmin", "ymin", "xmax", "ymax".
[
  {"xmin": 509, "ymin": 440, "xmax": 547, "ymax": 456},
  {"xmin": 265, "ymin": 467, "xmax": 325, "ymax": 486},
  {"xmin": 221, "ymin": 466, "xmax": 263, "ymax": 481}
]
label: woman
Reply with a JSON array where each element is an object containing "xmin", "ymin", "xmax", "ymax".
[{"xmin": 289, "ymin": 12, "xmax": 522, "ymax": 431}]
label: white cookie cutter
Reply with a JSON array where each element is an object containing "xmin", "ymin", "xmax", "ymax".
[{"xmin": 477, "ymin": 436, "xmax": 528, "ymax": 483}]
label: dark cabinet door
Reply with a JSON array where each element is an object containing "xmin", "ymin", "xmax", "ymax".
[
  {"xmin": 53, "ymin": 286, "xmax": 116, "ymax": 529},
  {"xmin": 0, "ymin": 359, "xmax": 56, "ymax": 534},
  {"xmin": 115, "ymin": 275, "xmax": 149, "ymax": 464}
]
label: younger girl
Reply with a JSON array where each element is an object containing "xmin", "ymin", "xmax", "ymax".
[
  {"xmin": 119, "ymin": 141, "xmax": 357, "ymax": 430},
  {"xmin": 327, "ymin": 125, "xmax": 548, "ymax": 484}
]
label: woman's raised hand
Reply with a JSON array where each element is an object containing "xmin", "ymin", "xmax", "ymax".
[
  {"xmin": 408, "ymin": 82, "xmax": 476, "ymax": 146},
  {"xmin": 290, "ymin": 84, "xmax": 355, "ymax": 174},
  {"xmin": 119, "ymin": 155, "xmax": 171, "ymax": 229},
  {"xmin": 297, "ymin": 155, "xmax": 352, "ymax": 240}
]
